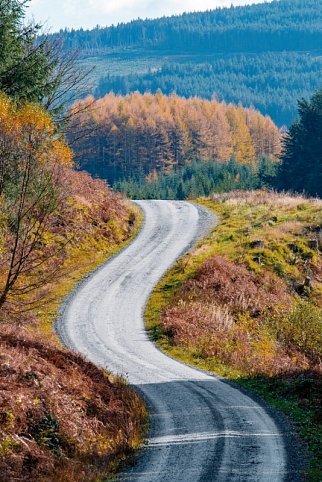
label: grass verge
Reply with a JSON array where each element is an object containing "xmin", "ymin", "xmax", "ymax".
[
  {"xmin": 36, "ymin": 203, "xmax": 143, "ymax": 341},
  {"xmin": 145, "ymin": 190, "xmax": 321, "ymax": 481}
]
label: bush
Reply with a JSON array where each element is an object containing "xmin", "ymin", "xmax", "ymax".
[{"xmin": 274, "ymin": 302, "xmax": 322, "ymax": 363}]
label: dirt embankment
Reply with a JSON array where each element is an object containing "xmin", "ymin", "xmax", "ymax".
[{"xmin": 0, "ymin": 327, "xmax": 146, "ymax": 481}]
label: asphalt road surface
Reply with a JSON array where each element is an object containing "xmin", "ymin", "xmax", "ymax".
[{"xmin": 57, "ymin": 200, "xmax": 303, "ymax": 482}]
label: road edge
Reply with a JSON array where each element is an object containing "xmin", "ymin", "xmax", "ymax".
[{"xmin": 143, "ymin": 200, "xmax": 308, "ymax": 482}]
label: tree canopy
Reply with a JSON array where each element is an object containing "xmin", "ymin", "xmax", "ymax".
[
  {"xmin": 52, "ymin": 0, "xmax": 322, "ymax": 126},
  {"xmin": 70, "ymin": 92, "xmax": 281, "ymax": 184},
  {"xmin": 115, "ymin": 158, "xmax": 277, "ymax": 200},
  {"xmin": 278, "ymin": 90, "xmax": 322, "ymax": 197},
  {"xmin": 0, "ymin": 0, "xmax": 59, "ymax": 104},
  {"xmin": 0, "ymin": 0, "xmax": 91, "ymax": 121},
  {"xmin": 58, "ymin": 0, "xmax": 322, "ymax": 54}
]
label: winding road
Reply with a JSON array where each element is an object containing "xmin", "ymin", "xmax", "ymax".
[{"xmin": 57, "ymin": 200, "xmax": 303, "ymax": 482}]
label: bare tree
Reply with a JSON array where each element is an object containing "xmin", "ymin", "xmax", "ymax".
[{"xmin": 41, "ymin": 36, "xmax": 96, "ymax": 120}]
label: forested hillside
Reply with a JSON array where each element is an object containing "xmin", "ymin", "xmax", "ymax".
[
  {"xmin": 70, "ymin": 92, "xmax": 281, "ymax": 182},
  {"xmin": 98, "ymin": 52, "xmax": 321, "ymax": 127},
  {"xmin": 109, "ymin": 88, "xmax": 322, "ymax": 199},
  {"xmin": 60, "ymin": 0, "xmax": 322, "ymax": 53},
  {"xmin": 57, "ymin": 0, "xmax": 322, "ymax": 125}
]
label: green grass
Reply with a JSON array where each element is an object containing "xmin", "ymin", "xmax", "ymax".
[{"xmin": 145, "ymin": 192, "xmax": 322, "ymax": 481}]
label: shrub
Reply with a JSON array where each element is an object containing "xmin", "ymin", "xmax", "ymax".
[{"xmin": 273, "ymin": 302, "xmax": 322, "ymax": 363}]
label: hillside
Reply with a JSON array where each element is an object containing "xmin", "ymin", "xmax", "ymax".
[
  {"xmin": 146, "ymin": 190, "xmax": 322, "ymax": 479},
  {"xmin": 58, "ymin": 0, "xmax": 322, "ymax": 125},
  {"xmin": 0, "ymin": 92, "xmax": 146, "ymax": 479},
  {"xmin": 0, "ymin": 327, "xmax": 145, "ymax": 481},
  {"xmin": 0, "ymin": 167, "xmax": 146, "ymax": 480}
]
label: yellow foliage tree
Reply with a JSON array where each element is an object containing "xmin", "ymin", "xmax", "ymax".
[
  {"xmin": 70, "ymin": 92, "xmax": 281, "ymax": 177},
  {"xmin": 0, "ymin": 94, "xmax": 73, "ymax": 314},
  {"xmin": 226, "ymin": 105, "xmax": 255, "ymax": 164}
]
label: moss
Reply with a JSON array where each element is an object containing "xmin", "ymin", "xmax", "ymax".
[{"xmin": 0, "ymin": 436, "xmax": 22, "ymax": 456}]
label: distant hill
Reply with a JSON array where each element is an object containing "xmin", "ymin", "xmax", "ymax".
[{"xmin": 57, "ymin": 0, "xmax": 322, "ymax": 126}]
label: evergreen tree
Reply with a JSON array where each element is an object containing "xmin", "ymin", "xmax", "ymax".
[
  {"xmin": 114, "ymin": 158, "xmax": 274, "ymax": 200},
  {"xmin": 0, "ymin": 0, "xmax": 90, "ymax": 121},
  {"xmin": 0, "ymin": 0, "xmax": 58, "ymax": 104},
  {"xmin": 176, "ymin": 181, "xmax": 185, "ymax": 200},
  {"xmin": 278, "ymin": 90, "xmax": 322, "ymax": 197}
]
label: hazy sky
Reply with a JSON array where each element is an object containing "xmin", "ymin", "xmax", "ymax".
[{"xmin": 28, "ymin": 0, "xmax": 269, "ymax": 31}]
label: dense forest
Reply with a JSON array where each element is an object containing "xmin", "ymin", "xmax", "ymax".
[
  {"xmin": 97, "ymin": 52, "xmax": 322, "ymax": 127},
  {"xmin": 70, "ymin": 92, "xmax": 281, "ymax": 183},
  {"xmin": 113, "ymin": 89, "xmax": 322, "ymax": 200},
  {"xmin": 55, "ymin": 0, "xmax": 322, "ymax": 125},
  {"xmin": 115, "ymin": 158, "xmax": 277, "ymax": 200},
  {"xmin": 59, "ymin": 0, "xmax": 322, "ymax": 53}
]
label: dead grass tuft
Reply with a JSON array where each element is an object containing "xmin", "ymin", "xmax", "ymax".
[
  {"xmin": 162, "ymin": 256, "xmax": 307, "ymax": 376},
  {"xmin": 211, "ymin": 189, "xmax": 322, "ymax": 208}
]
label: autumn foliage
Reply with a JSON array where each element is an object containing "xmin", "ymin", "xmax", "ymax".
[
  {"xmin": 0, "ymin": 3, "xmax": 147, "ymax": 479},
  {"xmin": 0, "ymin": 92, "xmax": 144, "ymax": 480},
  {"xmin": 0, "ymin": 94, "xmax": 73, "ymax": 312},
  {"xmin": 0, "ymin": 327, "xmax": 146, "ymax": 481},
  {"xmin": 151, "ymin": 191, "xmax": 322, "ymax": 377},
  {"xmin": 163, "ymin": 256, "xmax": 303, "ymax": 375},
  {"xmin": 70, "ymin": 92, "xmax": 281, "ymax": 181},
  {"xmin": 0, "ymin": 94, "xmax": 134, "ymax": 316},
  {"xmin": 0, "ymin": 93, "xmax": 73, "ymax": 193}
]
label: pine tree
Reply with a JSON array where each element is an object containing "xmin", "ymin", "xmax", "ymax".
[
  {"xmin": 278, "ymin": 89, "xmax": 322, "ymax": 197},
  {"xmin": 0, "ymin": 0, "xmax": 57, "ymax": 103}
]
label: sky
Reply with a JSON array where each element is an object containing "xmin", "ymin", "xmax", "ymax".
[{"xmin": 27, "ymin": 0, "xmax": 269, "ymax": 31}]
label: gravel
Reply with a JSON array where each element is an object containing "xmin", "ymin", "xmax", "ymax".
[{"xmin": 56, "ymin": 200, "xmax": 305, "ymax": 482}]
